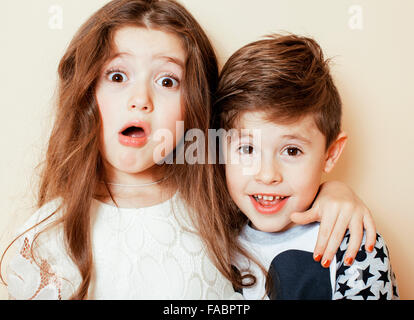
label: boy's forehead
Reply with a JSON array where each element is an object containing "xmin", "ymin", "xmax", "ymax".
[
  {"xmin": 231, "ymin": 111, "xmax": 323, "ymax": 143},
  {"xmin": 233, "ymin": 111, "xmax": 266, "ymax": 128},
  {"xmin": 233, "ymin": 111, "xmax": 311, "ymax": 130}
]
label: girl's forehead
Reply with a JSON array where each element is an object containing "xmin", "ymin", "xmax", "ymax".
[{"xmin": 110, "ymin": 26, "xmax": 186, "ymax": 65}]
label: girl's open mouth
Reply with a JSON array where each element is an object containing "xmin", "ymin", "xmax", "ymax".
[
  {"xmin": 121, "ymin": 126, "xmax": 146, "ymax": 138},
  {"xmin": 249, "ymin": 194, "xmax": 289, "ymax": 215},
  {"xmin": 118, "ymin": 121, "xmax": 150, "ymax": 147}
]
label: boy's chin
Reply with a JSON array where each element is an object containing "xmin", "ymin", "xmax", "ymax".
[{"xmin": 250, "ymin": 217, "xmax": 294, "ymax": 233}]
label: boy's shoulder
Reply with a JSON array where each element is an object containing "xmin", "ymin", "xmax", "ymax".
[
  {"xmin": 333, "ymin": 232, "xmax": 399, "ymax": 300},
  {"xmin": 335, "ymin": 232, "xmax": 390, "ymax": 268}
]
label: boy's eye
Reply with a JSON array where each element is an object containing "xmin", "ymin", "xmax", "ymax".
[
  {"xmin": 283, "ymin": 147, "xmax": 302, "ymax": 156},
  {"xmin": 107, "ymin": 71, "xmax": 128, "ymax": 83},
  {"xmin": 156, "ymin": 76, "xmax": 179, "ymax": 88},
  {"xmin": 238, "ymin": 145, "xmax": 255, "ymax": 155}
]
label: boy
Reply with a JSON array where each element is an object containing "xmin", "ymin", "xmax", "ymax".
[{"xmin": 214, "ymin": 34, "xmax": 398, "ymax": 299}]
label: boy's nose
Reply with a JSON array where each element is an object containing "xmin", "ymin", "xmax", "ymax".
[
  {"xmin": 254, "ymin": 159, "xmax": 283, "ymax": 185},
  {"xmin": 128, "ymin": 83, "xmax": 153, "ymax": 113}
]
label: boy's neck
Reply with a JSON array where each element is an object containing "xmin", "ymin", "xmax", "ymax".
[{"xmin": 249, "ymin": 220, "xmax": 299, "ymax": 233}]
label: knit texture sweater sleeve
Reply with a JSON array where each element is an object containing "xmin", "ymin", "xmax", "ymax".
[{"xmin": 6, "ymin": 199, "xmax": 79, "ymax": 300}]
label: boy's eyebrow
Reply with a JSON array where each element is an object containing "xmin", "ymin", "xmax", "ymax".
[
  {"xmin": 237, "ymin": 131, "xmax": 312, "ymax": 144},
  {"xmin": 234, "ymin": 130, "xmax": 256, "ymax": 139},
  {"xmin": 238, "ymin": 131, "xmax": 253, "ymax": 137},
  {"xmin": 281, "ymin": 134, "xmax": 312, "ymax": 144}
]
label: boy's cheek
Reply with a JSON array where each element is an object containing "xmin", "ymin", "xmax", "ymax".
[
  {"xmin": 225, "ymin": 164, "xmax": 244, "ymax": 189},
  {"xmin": 290, "ymin": 175, "xmax": 322, "ymax": 210},
  {"xmin": 225, "ymin": 166, "xmax": 252, "ymax": 210}
]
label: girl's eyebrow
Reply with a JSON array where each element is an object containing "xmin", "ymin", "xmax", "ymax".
[
  {"xmin": 109, "ymin": 51, "xmax": 133, "ymax": 59},
  {"xmin": 106, "ymin": 52, "xmax": 184, "ymax": 69},
  {"xmin": 104, "ymin": 51, "xmax": 133, "ymax": 65},
  {"xmin": 153, "ymin": 54, "xmax": 185, "ymax": 69}
]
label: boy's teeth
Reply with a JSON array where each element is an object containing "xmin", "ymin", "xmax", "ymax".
[{"xmin": 254, "ymin": 195, "xmax": 285, "ymax": 201}]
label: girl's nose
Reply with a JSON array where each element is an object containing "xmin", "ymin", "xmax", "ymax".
[
  {"xmin": 254, "ymin": 159, "xmax": 283, "ymax": 185},
  {"xmin": 130, "ymin": 103, "xmax": 153, "ymax": 112},
  {"xmin": 128, "ymin": 83, "xmax": 153, "ymax": 113}
]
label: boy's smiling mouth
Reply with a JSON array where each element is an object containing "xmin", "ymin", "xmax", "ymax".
[
  {"xmin": 252, "ymin": 194, "xmax": 287, "ymax": 201},
  {"xmin": 249, "ymin": 194, "xmax": 289, "ymax": 215}
]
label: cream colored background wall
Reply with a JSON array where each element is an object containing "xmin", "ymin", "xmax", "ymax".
[{"xmin": 0, "ymin": 0, "xmax": 412, "ymax": 299}]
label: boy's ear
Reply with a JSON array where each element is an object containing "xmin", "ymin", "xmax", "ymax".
[{"xmin": 324, "ymin": 131, "xmax": 348, "ymax": 173}]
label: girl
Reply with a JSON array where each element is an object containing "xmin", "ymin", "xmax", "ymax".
[{"xmin": 1, "ymin": 0, "xmax": 375, "ymax": 299}]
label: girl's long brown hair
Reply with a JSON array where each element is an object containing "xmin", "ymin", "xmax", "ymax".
[{"xmin": 1, "ymin": 0, "xmax": 247, "ymax": 299}]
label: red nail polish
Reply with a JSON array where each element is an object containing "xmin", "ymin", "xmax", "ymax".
[
  {"xmin": 367, "ymin": 245, "xmax": 374, "ymax": 252},
  {"xmin": 345, "ymin": 257, "xmax": 354, "ymax": 266},
  {"xmin": 314, "ymin": 254, "xmax": 322, "ymax": 262},
  {"xmin": 322, "ymin": 259, "xmax": 331, "ymax": 268}
]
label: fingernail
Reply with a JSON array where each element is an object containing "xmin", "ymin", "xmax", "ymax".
[
  {"xmin": 314, "ymin": 254, "xmax": 322, "ymax": 262},
  {"xmin": 322, "ymin": 259, "xmax": 331, "ymax": 268},
  {"xmin": 345, "ymin": 257, "xmax": 354, "ymax": 266},
  {"xmin": 367, "ymin": 245, "xmax": 374, "ymax": 252}
]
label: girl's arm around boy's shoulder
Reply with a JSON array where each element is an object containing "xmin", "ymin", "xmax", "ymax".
[{"xmin": 333, "ymin": 232, "xmax": 399, "ymax": 300}]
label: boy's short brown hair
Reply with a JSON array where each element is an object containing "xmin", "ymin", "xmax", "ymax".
[{"xmin": 214, "ymin": 34, "xmax": 342, "ymax": 148}]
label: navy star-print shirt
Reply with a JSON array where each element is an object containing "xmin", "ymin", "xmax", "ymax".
[{"xmin": 236, "ymin": 223, "xmax": 399, "ymax": 300}]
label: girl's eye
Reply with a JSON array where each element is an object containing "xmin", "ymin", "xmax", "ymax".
[
  {"xmin": 107, "ymin": 71, "xmax": 128, "ymax": 83},
  {"xmin": 156, "ymin": 76, "xmax": 179, "ymax": 88},
  {"xmin": 238, "ymin": 145, "xmax": 255, "ymax": 155},
  {"xmin": 283, "ymin": 147, "xmax": 302, "ymax": 157}
]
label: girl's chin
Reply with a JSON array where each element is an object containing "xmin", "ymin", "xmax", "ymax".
[{"xmin": 103, "ymin": 159, "xmax": 164, "ymax": 179}]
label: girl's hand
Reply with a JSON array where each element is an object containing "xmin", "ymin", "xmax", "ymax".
[{"xmin": 290, "ymin": 180, "xmax": 376, "ymax": 268}]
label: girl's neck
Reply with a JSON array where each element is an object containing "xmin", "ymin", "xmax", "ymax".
[
  {"xmin": 95, "ymin": 166, "xmax": 176, "ymax": 208},
  {"xmin": 95, "ymin": 182, "xmax": 176, "ymax": 209}
]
